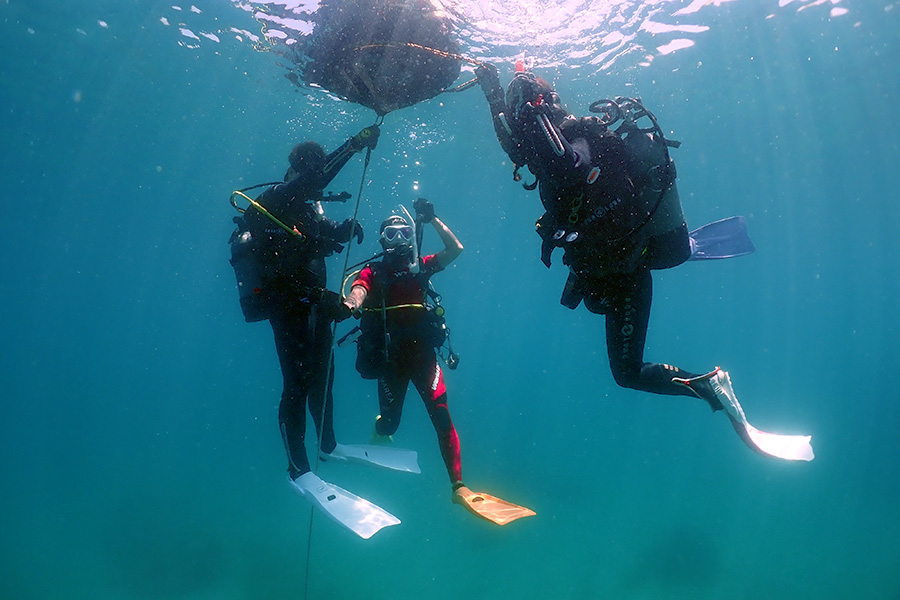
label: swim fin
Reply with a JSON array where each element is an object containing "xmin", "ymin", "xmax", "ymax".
[
  {"xmin": 319, "ymin": 442, "xmax": 421, "ymax": 474},
  {"xmin": 674, "ymin": 368, "xmax": 815, "ymax": 461},
  {"xmin": 289, "ymin": 472, "xmax": 401, "ymax": 539},
  {"xmin": 452, "ymin": 485, "xmax": 536, "ymax": 526},
  {"xmin": 687, "ymin": 216, "xmax": 755, "ymax": 260}
]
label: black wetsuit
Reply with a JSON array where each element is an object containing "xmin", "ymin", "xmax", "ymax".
[
  {"xmin": 480, "ymin": 79, "xmax": 707, "ymax": 400},
  {"xmin": 241, "ymin": 139, "xmax": 362, "ymax": 478}
]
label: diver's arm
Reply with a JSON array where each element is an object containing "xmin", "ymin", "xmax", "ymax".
[
  {"xmin": 475, "ymin": 63, "xmax": 528, "ymax": 166},
  {"xmin": 431, "ymin": 217, "xmax": 463, "ymax": 269},
  {"xmin": 476, "ymin": 62, "xmax": 506, "ymax": 117},
  {"xmin": 320, "ymin": 136, "xmax": 362, "ymax": 185},
  {"xmin": 320, "ymin": 217, "xmax": 364, "ymax": 244},
  {"xmin": 291, "ymin": 126, "xmax": 380, "ymax": 193},
  {"xmin": 343, "ymin": 284, "xmax": 368, "ymax": 315}
]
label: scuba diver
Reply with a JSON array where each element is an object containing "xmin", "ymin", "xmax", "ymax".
[
  {"xmin": 343, "ymin": 199, "xmax": 463, "ymax": 486},
  {"xmin": 473, "ymin": 61, "xmax": 813, "ymax": 462},
  {"xmin": 342, "ymin": 199, "xmax": 535, "ymax": 525},
  {"xmin": 229, "ymin": 126, "xmax": 421, "ymax": 539}
]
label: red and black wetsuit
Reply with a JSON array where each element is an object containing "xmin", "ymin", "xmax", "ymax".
[{"xmin": 353, "ymin": 254, "xmax": 462, "ymax": 485}]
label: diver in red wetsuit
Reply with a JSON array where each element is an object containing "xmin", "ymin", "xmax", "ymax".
[{"xmin": 343, "ymin": 198, "xmax": 465, "ymax": 488}]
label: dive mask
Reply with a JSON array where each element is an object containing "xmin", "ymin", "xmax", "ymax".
[{"xmin": 381, "ymin": 224, "xmax": 414, "ymax": 247}]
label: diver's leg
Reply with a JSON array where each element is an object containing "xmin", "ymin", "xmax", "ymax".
[
  {"xmin": 306, "ymin": 305, "xmax": 337, "ymax": 454},
  {"xmin": 375, "ymin": 367, "xmax": 409, "ymax": 437},
  {"xmin": 603, "ymin": 270, "xmax": 706, "ymax": 400},
  {"xmin": 270, "ymin": 307, "xmax": 314, "ymax": 479},
  {"xmin": 411, "ymin": 351, "xmax": 462, "ymax": 486}
]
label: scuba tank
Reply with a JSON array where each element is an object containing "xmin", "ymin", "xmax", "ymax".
[
  {"xmin": 229, "ymin": 216, "xmax": 270, "ymax": 322},
  {"xmin": 585, "ymin": 96, "xmax": 686, "ymax": 242}
]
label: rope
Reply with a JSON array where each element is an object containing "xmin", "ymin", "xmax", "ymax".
[
  {"xmin": 339, "ymin": 126, "xmax": 380, "ymax": 290},
  {"xmin": 352, "ymin": 43, "xmax": 486, "ymax": 96},
  {"xmin": 353, "ymin": 42, "xmax": 486, "ymax": 67},
  {"xmin": 303, "ymin": 125, "xmax": 378, "ymax": 599}
]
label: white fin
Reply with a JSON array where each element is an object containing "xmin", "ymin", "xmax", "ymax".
[
  {"xmin": 320, "ymin": 443, "xmax": 421, "ymax": 474},
  {"xmin": 290, "ymin": 473, "xmax": 400, "ymax": 539},
  {"xmin": 713, "ymin": 370, "xmax": 814, "ymax": 462}
]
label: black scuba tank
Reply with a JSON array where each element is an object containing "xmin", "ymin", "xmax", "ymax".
[{"xmin": 229, "ymin": 217, "xmax": 270, "ymax": 322}]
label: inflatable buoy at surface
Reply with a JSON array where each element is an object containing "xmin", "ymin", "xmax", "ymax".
[{"xmin": 302, "ymin": 0, "xmax": 462, "ymax": 115}]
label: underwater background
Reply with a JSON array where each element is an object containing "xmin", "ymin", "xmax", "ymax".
[{"xmin": 2, "ymin": 0, "xmax": 899, "ymax": 598}]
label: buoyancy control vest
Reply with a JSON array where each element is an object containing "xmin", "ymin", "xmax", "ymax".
[
  {"xmin": 535, "ymin": 98, "xmax": 687, "ymax": 277},
  {"xmin": 355, "ymin": 260, "xmax": 449, "ymax": 378},
  {"xmin": 228, "ymin": 191, "xmax": 345, "ymax": 323}
]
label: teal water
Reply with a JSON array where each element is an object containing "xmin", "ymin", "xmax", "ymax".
[{"xmin": 3, "ymin": 1, "xmax": 900, "ymax": 598}]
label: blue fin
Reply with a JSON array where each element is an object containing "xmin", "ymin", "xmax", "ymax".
[{"xmin": 688, "ymin": 216, "xmax": 755, "ymax": 261}]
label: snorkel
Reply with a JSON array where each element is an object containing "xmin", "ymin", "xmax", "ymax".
[{"xmin": 396, "ymin": 203, "xmax": 420, "ymax": 273}]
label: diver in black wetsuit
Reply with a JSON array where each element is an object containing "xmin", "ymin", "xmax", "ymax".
[
  {"xmin": 470, "ymin": 63, "xmax": 815, "ymax": 463},
  {"xmin": 230, "ymin": 126, "xmax": 378, "ymax": 479},
  {"xmin": 474, "ymin": 62, "xmax": 727, "ymax": 409}
]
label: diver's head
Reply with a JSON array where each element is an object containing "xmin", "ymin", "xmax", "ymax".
[
  {"xmin": 285, "ymin": 141, "xmax": 326, "ymax": 182},
  {"xmin": 505, "ymin": 69, "xmax": 567, "ymax": 129},
  {"xmin": 379, "ymin": 215, "xmax": 415, "ymax": 264}
]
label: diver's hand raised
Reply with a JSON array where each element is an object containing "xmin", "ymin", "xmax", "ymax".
[
  {"xmin": 350, "ymin": 125, "xmax": 380, "ymax": 152},
  {"xmin": 475, "ymin": 62, "xmax": 500, "ymax": 88},
  {"xmin": 414, "ymin": 197, "xmax": 435, "ymax": 224}
]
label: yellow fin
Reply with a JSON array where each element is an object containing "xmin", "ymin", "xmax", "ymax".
[{"xmin": 452, "ymin": 485, "xmax": 535, "ymax": 526}]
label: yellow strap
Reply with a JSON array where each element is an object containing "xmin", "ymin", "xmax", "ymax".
[
  {"xmin": 362, "ymin": 303, "xmax": 425, "ymax": 313},
  {"xmin": 230, "ymin": 190, "xmax": 303, "ymax": 240}
]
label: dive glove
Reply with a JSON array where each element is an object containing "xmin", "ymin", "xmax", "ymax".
[
  {"xmin": 351, "ymin": 125, "xmax": 380, "ymax": 152},
  {"xmin": 338, "ymin": 218, "xmax": 365, "ymax": 244},
  {"xmin": 319, "ymin": 290, "xmax": 352, "ymax": 323},
  {"xmin": 414, "ymin": 197, "xmax": 435, "ymax": 223},
  {"xmin": 475, "ymin": 62, "xmax": 501, "ymax": 90}
]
